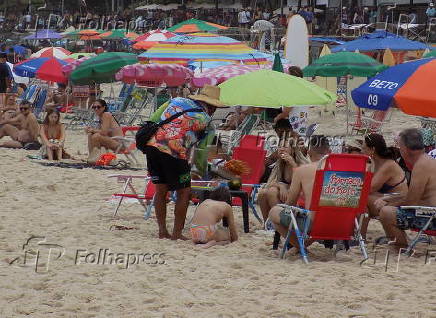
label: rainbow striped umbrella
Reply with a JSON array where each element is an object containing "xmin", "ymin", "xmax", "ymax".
[
  {"xmin": 139, "ymin": 33, "xmax": 269, "ymax": 66},
  {"xmin": 133, "ymin": 29, "xmax": 176, "ymax": 50},
  {"xmin": 168, "ymin": 19, "xmax": 228, "ymax": 33},
  {"xmin": 14, "ymin": 57, "xmax": 72, "ymax": 83}
]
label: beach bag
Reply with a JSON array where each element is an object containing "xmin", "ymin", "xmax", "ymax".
[{"xmin": 136, "ymin": 108, "xmax": 203, "ymax": 153}]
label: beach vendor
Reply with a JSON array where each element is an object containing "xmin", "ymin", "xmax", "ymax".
[
  {"xmin": 191, "ymin": 186, "xmax": 238, "ymax": 248},
  {"xmin": 377, "ymin": 129, "xmax": 436, "ymax": 250},
  {"xmin": 143, "ymin": 85, "xmax": 227, "ymax": 240}
]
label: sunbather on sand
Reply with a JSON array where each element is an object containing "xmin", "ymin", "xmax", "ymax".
[
  {"xmin": 191, "ymin": 186, "xmax": 238, "ymax": 248},
  {"xmin": 0, "ymin": 94, "xmax": 18, "ymax": 121},
  {"xmin": 40, "ymin": 110, "xmax": 65, "ymax": 160},
  {"xmin": 85, "ymin": 99, "xmax": 123, "ymax": 162},
  {"xmin": 268, "ymin": 136, "xmax": 330, "ymax": 248},
  {"xmin": 0, "ymin": 100, "xmax": 39, "ymax": 148}
]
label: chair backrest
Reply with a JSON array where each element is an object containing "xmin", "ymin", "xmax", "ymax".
[
  {"xmin": 232, "ymin": 146, "xmax": 266, "ymax": 185},
  {"xmin": 239, "ymin": 135, "xmax": 265, "ymax": 149},
  {"xmin": 309, "ymin": 154, "xmax": 373, "ymax": 240},
  {"xmin": 144, "ymin": 180, "xmax": 156, "ymax": 200}
]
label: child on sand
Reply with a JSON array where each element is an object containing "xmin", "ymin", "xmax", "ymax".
[{"xmin": 191, "ymin": 186, "xmax": 238, "ymax": 248}]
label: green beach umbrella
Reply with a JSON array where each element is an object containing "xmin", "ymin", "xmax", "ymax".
[
  {"xmin": 303, "ymin": 51, "xmax": 388, "ymax": 77},
  {"xmin": 70, "ymin": 52, "xmax": 138, "ymax": 85},
  {"xmin": 69, "ymin": 53, "xmax": 96, "ymax": 59},
  {"xmin": 218, "ymin": 69, "xmax": 336, "ymax": 108},
  {"xmin": 423, "ymin": 50, "xmax": 436, "ymax": 58},
  {"xmin": 272, "ymin": 52, "xmax": 284, "ymax": 73}
]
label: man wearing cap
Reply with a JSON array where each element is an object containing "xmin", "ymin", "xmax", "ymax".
[
  {"xmin": 0, "ymin": 52, "xmax": 13, "ymax": 107},
  {"xmin": 144, "ymin": 85, "xmax": 227, "ymax": 240}
]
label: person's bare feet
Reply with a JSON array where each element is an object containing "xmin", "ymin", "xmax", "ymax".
[
  {"xmin": 159, "ymin": 231, "xmax": 171, "ymax": 239},
  {"xmin": 171, "ymin": 234, "xmax": 189, "ymax": 241}
]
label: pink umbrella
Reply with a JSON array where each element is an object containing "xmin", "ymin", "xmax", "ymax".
[
  {"xmin": 61, "ymin": 56, "xmax": 92, "ymax": 76},
  {"xmin": 115, "ymin": 63, "xmax": 193, "ymax": 87}
]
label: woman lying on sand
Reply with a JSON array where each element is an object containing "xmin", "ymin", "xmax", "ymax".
[{"xmin": 191, "ymin": 186, "xmax": 238, "ymax": 248}]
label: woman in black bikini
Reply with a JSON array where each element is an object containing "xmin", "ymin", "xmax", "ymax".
[{"xmin": 360, "ymin": 133, "xmax": 408, "ymax": 238}]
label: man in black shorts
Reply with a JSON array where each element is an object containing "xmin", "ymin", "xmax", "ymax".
[
  {"xmin": 0, "ymin": 52, "xmax": 12, "ymax": 107},
  {"xmin": 144, "ymin": 85, "xmax": 227, "ymax": 240}
]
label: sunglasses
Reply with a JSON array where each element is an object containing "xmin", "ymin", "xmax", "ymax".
[
  {"xmin": 20, "ymin": 107, "xmax": 30, "ymax": 111},
  {"xmin": 92, "ymin": 105, "xmax": 103, "ymax": 110}
]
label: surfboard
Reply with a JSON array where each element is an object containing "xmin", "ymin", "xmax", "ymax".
[{"xmin": 284, "ymin": 15, "xmax": 309, "ymax": 69}]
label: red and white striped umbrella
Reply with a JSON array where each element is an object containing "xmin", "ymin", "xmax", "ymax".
[
  {"xmin": 61, "ymin": 56, "xmax": 92, "ymax": 76},
  {"xmin": 192, "ymin": 63, "xmax": 291, "ymax": 87},
  {"xmin": 133, "ymin": 29, "xmax": 176, "ymax": 50},
  {"xmin": 115, "ymin": 63, "xmax": 193, "ymax": 87},
  {"xmin": 31, "ymin": 47, "xmax": 72, "ymax": 59}
]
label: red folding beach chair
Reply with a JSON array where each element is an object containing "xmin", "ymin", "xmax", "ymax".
[
  {"xmin": 350, "ymin": 109, "xmax": 391, "ymax": 135},
  {"xmin": 278, "ymin": 154, "xmax": 374, "ymax": 263},
  {"xmin": 109, "ymin": 175, "xmax": 155, "ymax": 219},
  {"xmin": 232, "ymin": 145, "xmax": 266, "ymax": 223},
  {"xmin": 112, "ymin": 126, "xmax": 141, "ymax": 166},
  {"xmin": 239, "ymin": 134, "xmax": 266, "ymax": 149}
]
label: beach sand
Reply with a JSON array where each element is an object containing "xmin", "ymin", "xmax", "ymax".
[{"xmin": 1, "ymin": 109, "xmax": 435, "ymax": 318}]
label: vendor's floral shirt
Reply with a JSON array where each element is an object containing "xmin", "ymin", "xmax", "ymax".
[{"xmin": 147, "ymin": 97, "xmax": 211, "ymax": 160}]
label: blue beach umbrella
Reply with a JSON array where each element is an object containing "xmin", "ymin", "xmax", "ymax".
[{"xmin": 351, "ymin": 57, "xmax": 436, "ymax": 117}]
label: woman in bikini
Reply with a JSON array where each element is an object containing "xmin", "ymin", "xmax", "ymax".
[
  {"xmin": 40, "ymin": 110, "xmax": 65, "ymax": 160},
  {"xmin": 360, "ymin": 133, "xmax": 408, "ymax": 238},
  {"xmin": 85, "ymin": 99, "xmax": 123, "ymax": 162}
]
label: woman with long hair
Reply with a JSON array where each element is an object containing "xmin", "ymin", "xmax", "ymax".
[
  {"xmin": 85, "ymin": 99, "xmax": 123, "ymax": 162},
  {"xmin": 40, "ymin": 110, "xmax": 65, "ymax": 160},
  {"xmin": 360, "ymin": 133, "xmax": 408, "ymax": 238}
]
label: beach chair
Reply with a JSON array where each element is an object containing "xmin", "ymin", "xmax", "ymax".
[
  {"xmin": 113, "ymin": 87, "xmax": 151, "ymax": 126},
  {"xmin": 393, "ymin": 206, "xmax": 436, "ymax": 256},
  {"xmin": 349, "ymin": 109, "xmax": 392, "ymax": 136},
  {"xmin": 223, "ymin": 114, "xmax": 262, "ymax": 153},
  {"xmin": 276, "ymin": 154, "xmax": 374, "ymax": 264},
  {"xmin": 109, "ymin": 175, "xmax": 155, "ymax": 219},
  {"xmin": 231, "ymin": 144, "xmax": 266, "ymax": 223},
  {"xmin": 112, "ymin": 126, "xmax": 141, "ymax": 167},
  {"xmin": 33, "ymin": 88, "xmax": 48, "ymax": 120},
  {"xmin": 106, "ymin": 83, "xmax": 136, "ymax": 114}
]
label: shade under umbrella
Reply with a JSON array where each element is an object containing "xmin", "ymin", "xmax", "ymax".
[
  {"xmin": 303, "ymin": 52, "xmax": 388, "ymax": 77},
  {"xmin": 351, "ymin": 57, "xmax": 436, "ymax": 117},
  {"xmin": 218, "ymin": 69, "xmax": 336, "ymax": 107},
  {"xmin": 115, "ymin": 63, "xmax": 193, "ymax": 87},
  {"xmin": 69, "ymin": 52, "xmax": 138, "ymax": 85}
]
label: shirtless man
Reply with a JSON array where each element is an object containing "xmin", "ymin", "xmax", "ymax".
[
  {"xmin": 191, "ymin": 186, "xmax": 238, "ymax": 249},
  {"xmin": 45, "ymin": 83, "xmax": 69, "ymax": 112},
  {"xmin": 269, "ymin": 136, "xmax": 330, "ymax": 246},
  {"xmin": 377, "ymin": 128, "xmax": 436, "ymax": 249},
  {"xmin": 0, "ymin": 100, "xmax": 39, "ymax": 148}
]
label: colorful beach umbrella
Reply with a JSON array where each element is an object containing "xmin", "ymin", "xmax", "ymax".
[
  {"xmin": 62, "ymin": 56, "xmax": 93, "ymax": 76},
  {"xmin": 14, "ymin": 57, "xmax": 71, "ymax": 83},
  {"xmin": 69, "ymin": 53, "xmax": 96, "ymax": 59},
  {"xmin": 351, "ymin": 57, "xmax": 436, "ymax": 117},
  {"xmin": 168, "ymin": 19, "xmax": 228, "ymax": 33},
  {"xmin": 115, "ymin": 63, "xmax": 193, "ymax": 87},
  {"xmin": 332, "ymin": 31, "xmax": 428, "ymax": 52},
  {"xmin": 218, "ymin": 69, "xmax": 336, "ymax": 107},
  {"xmin": 133, "ymin": 29, "xmax": 176, "ymax": 50},
  {"xmin": 139, "ymin": 33, "xmax": 269, "ymax": 66},
  {"xmin": 100, "ymin": 29, "xmax": 132, "ymax": 40},
  {"xmin": 69, "ymin": 52, "xmax": 138, "ymax": 85},
  {"xmin": 303, "ymin": 52, "xmax": 388, "ymax": 77},
  {"xmin": 193, "ymin": 64, "xmax": 269, "ymax": 87},
  {"xmin": 31, "ymin": 47, "xmax": 71, "ymax": 59}
]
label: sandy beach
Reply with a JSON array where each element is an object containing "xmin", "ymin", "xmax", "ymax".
[{"xmin": 1, "ymin": 109, "xmax": 435, "ymax": 318}]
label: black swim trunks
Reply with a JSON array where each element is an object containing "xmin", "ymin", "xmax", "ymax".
[{"xmin": 144, "ymin": 146, "xmax": 191, "ymax": 191}]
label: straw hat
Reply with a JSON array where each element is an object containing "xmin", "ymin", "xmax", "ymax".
[{"xmin": 189, "ymin": 85, "xmax": 227, "ymax": 108}]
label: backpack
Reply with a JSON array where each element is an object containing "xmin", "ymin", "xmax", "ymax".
[{"xmin": 136, "ymin": 108, "xmax": 203, "ymax": 153}]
